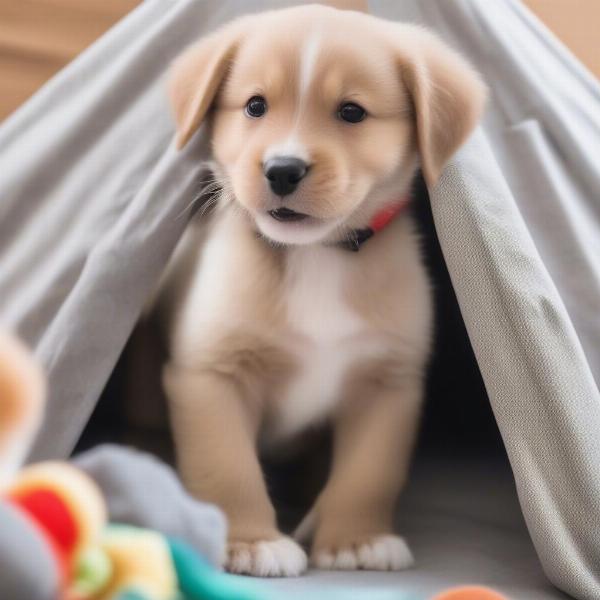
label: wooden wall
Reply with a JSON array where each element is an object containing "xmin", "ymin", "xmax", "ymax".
[{"xmin": 0, "ymin": 1, "xmax": 597, "ymax": 121}]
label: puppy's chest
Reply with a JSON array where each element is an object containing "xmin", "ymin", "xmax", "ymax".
[{"xmin": 269, "ymin": 248, "xmax": 380, "ymax": 439}]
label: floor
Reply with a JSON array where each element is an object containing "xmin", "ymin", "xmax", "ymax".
[{"xmin": 0, "ymin": 0, "xmax": 598, "ymax": 121}]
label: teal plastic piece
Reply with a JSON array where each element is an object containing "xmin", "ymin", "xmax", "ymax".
[
  {"xmin": 114, "ymin": 589, "xmax": 153, "ymax": 600},
  {"xmin": 168, "ymin": 538, "xmax": 267, "ymax": 600}
]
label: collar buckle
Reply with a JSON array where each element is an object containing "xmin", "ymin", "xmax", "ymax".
[{"xmin": 338, "ymin": 228, "xmax": 374, "ymax": 252}]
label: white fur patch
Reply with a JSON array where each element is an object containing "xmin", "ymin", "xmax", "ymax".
[
  {"xmin": 299, "ymin": 30, "xmax": 321, "ymax": 100},
  {"xmin": 262, "ymin": 137, "xmax": 310, "ymax": 164},
  {"xmin": 270, "ymin": 246, "xmax": 367, "ymax": 438},
  {"xmin": 172, "ymin": 210, "xmax": 242, "ymax": 351},
  {"xmin": 261, "ymin": 30, "xmax": 320, "ymax": 168},
  {"xmin": 313, "ymin": 535, "xmax": 414, "ymax": 571},
  {"xmin": 227, "ymin": 536, "xmax": 307, "ymax": 577}
]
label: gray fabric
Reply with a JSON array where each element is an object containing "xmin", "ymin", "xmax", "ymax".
[
  {"xmin": 430, "ymin": 137, "xmax": 600, "ymax": 600},
  {"xmin": 0, "ymin": 0, "xmax": 599, "ymax": 599},
  {"xmin": 74, "ymin": 444, "xmax": 227, "ymax": 566},
  {"xmin": 0, "ymin": 502, "xmax": 60, "ymax": 600}
]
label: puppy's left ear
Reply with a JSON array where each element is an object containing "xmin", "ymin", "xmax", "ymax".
[
  {"xmin": 168, "ymin": 17, "xmax": 250, "ymax": 149},
  {"xmin": 391, "ymin": 26, "xmax": 487, "ymax": 187}
]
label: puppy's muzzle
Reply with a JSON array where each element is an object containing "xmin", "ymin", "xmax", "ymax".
[{"xmin": 263, "ymin": 156, "xmax": 308, "ymax": 197}]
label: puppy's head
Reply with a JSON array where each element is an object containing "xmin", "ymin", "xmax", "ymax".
[{"xmin": 169, "ymin": 5, "xmax": 486, "ymax": 245}]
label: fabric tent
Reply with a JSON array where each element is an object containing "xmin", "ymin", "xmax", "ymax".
[{"xmin": 1, "ymin": 0, "xmax": 599, "ymax": 598}]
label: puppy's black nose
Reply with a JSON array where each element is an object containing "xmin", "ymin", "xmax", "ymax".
[{"xmin": 264, "ymin": 157, "xmax": 307, "ymax": 197}]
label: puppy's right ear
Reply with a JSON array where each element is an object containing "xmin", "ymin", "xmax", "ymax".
[
  {"xmin": 386, "ymin": 25, "xmax": 487, "ymax": 188},
  {"xmin": 169, "ymin": 19, "xmax": 249, "ymax": 149}
]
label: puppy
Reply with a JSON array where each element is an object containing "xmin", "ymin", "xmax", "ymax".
[{"xmin": 158, "ymin": 4, "xmax": 485, "ymax": 577}]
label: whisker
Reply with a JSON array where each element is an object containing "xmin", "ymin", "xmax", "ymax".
[{"xmin": 174, "ymin": 177, "xmax": 225, "ymax": 222}]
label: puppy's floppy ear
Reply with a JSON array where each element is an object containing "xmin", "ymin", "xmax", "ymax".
[
  {"xmin": 168, "ymin": 18, "xmax": 250, "ymax": 149},
  {"xmin": 391, "ymin": 26, "xmax": 487, "ymax": 187}
]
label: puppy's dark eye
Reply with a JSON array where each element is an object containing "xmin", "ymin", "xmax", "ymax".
[
  {"xmin": 245, "ymin": 96, "xmax": 267, "ymax": 118},
  {"xmin": 338, "ymin": 102, "xmax": 366, "ymax": 123}
]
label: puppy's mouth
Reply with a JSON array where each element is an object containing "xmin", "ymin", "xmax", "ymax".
[
  {"xmin": 256, "ymin": 206, "xmax": 334, "ymax": 245},
  {"xmin": 268, "ymin": 207, "xmax": 309, "ymax": 222}
]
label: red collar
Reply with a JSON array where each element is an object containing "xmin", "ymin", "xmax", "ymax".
[{"xmin": 339, "ymin": 196, "xmax": 411, "ymax": 252}]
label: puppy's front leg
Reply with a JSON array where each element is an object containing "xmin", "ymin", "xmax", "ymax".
[
  {"xmin": 163, "ymin": 364, "xmax": 307, "ymax": 576},
  {"xmin": 309, "ymin": 378, "xmax": 423, "ymax": 571}
]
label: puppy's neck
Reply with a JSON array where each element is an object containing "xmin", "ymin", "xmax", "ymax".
[{"xmin": 320, "ymin": 162, "xmax": 418, "ymax": 250}]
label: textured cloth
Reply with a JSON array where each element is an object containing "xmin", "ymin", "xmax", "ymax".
[
  {"xmin": 75, "ymin": 444, "xmax": 226, "ymax": 566},
  {"xmin": 0, "ymin": 0, "xmax": 598, "ymax": 599},
  {"xmin": 429, "ymin": 135, "xmax": 600, "ymax": 600}
]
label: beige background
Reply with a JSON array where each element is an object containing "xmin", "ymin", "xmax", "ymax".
[{"xmin": 0, "ymin": 0, "xmax": 598, "ymax": 121}]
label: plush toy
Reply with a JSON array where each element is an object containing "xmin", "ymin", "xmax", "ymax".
[
  {"xmin": 74, "ymin": 444, "xmax": 226, "ymax": 568},
  {"xmin": 0, "ymin": 330, "xmax": 45, "ymax": 489},
  {"xmin": 3, "ymin": 464, "xmax": 267, "ymax": 600},
  {"xmin": 6, "ymin": 461, "xmax": 108, "ymax": 598},
  {"xmin": 0, "ymin": 330, "xmax": 62, "ymax": 600}
]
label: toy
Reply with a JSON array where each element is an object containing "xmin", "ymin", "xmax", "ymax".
[
  {"xmin": 74, "ymin": 444, "xmax": 226, "ymax": 568},
  {"xmin": 0, "ymin": 330, "xmax": 45, "ymax": 489},
  {"xmin": 6, "ymin": 461, "xmax": 108, "ymax": 598},
  {"xmin": 3, "ymin": 462, "xmax": 267, "ymax": 600}
]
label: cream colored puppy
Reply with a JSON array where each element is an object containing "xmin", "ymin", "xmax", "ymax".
[{"xmin": 159, "ymin": 4, "xmax": 485, "ymax": 577}]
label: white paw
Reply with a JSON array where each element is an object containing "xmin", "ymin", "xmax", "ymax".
[
  {"xmin": 312, "ymin": 534, "xmax": 414, "ymax": 571},
  {"xmin": 226, "ymin": 536, "xmax": 307, "ymax": 577}
]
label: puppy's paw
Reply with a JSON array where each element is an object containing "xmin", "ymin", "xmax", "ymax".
[
  {"xmin": 226, "ymin": 536, "xmax": 307, "ymax": 577},
  {"xmin": 312, "ymin": 534, "xmax": 414, "ymax": 571}
]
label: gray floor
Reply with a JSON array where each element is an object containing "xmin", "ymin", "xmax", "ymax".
[{"xmin": 254, "ymin": 454, "xmax": 571, "ymax": 599}]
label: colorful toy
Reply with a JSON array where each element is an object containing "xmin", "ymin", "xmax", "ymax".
[
  {"xmin": 2, "ymin": 460, "xmax": 269, "ymax": 599},
  {"xmin": 6, "ymin": 461, "xmax": 108, "ymax": 598}
]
